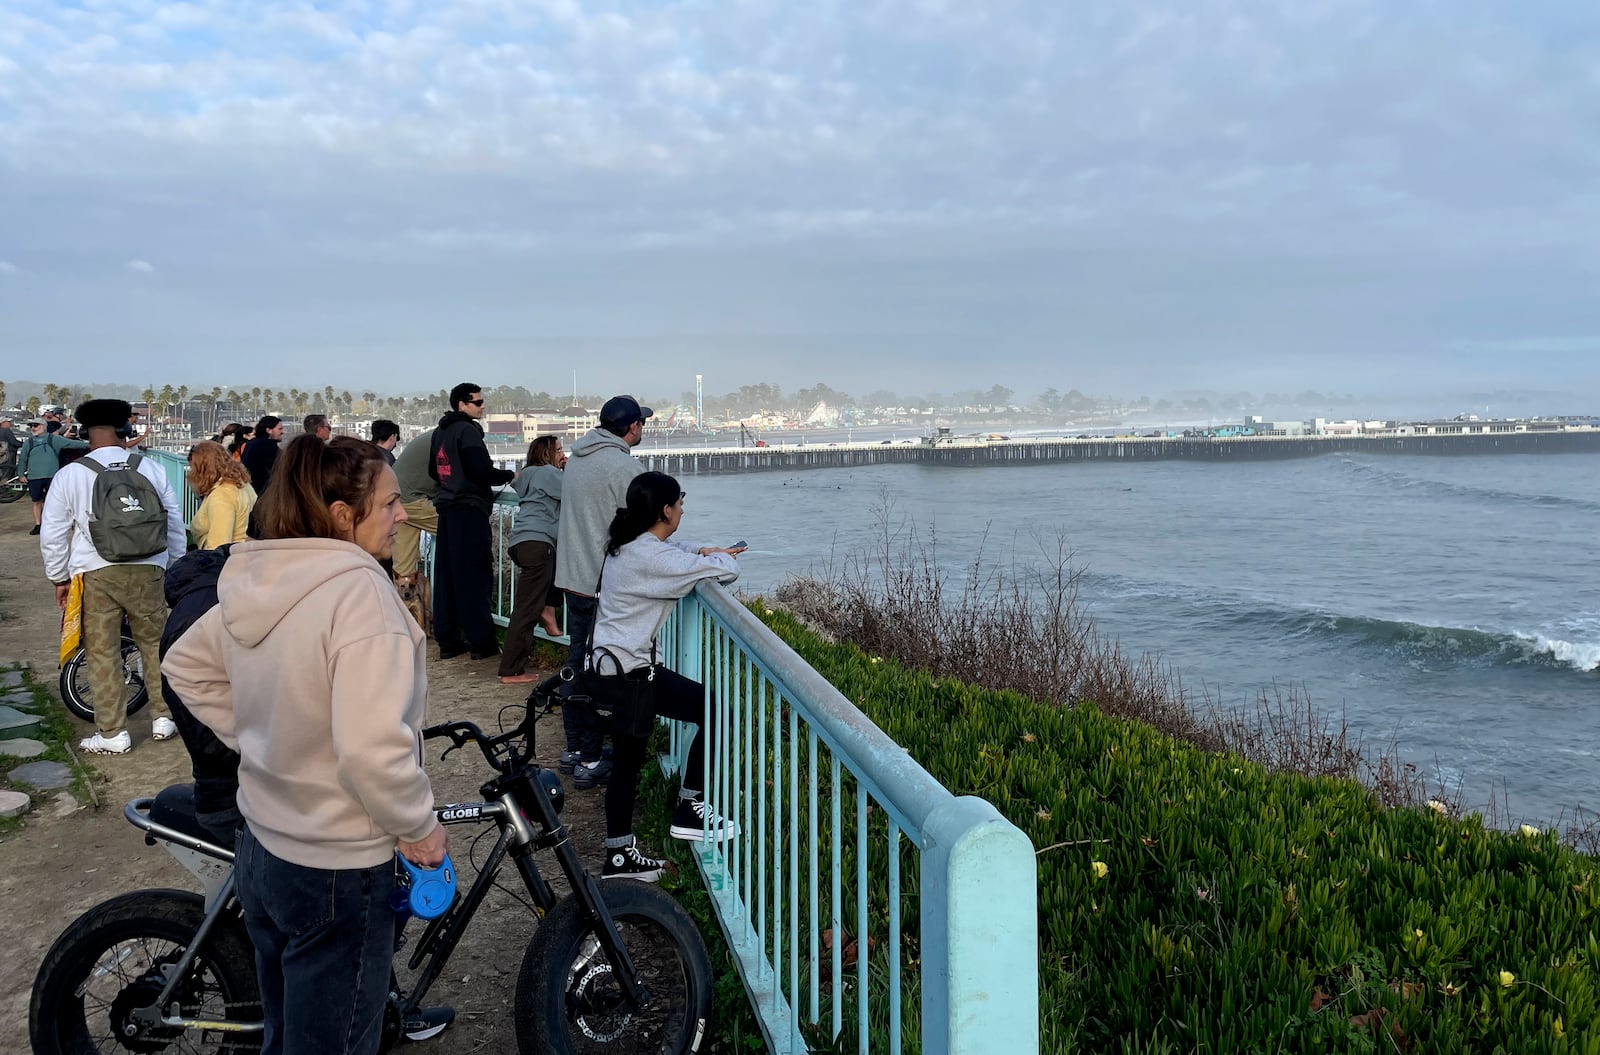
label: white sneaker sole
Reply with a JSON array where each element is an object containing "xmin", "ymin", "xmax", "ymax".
[
  {"xmin": 670, "ymin": 823, "xmax": 739, "ymax": 843},
  {"xmin": 605, "ymin": 867, "xmax": 664, "ymax": 882},
  {"xmin": 402, "ymin": 1023, "xmax": 450, "ymax": 1042},
  {"xmin": 80, "ymin": 742, "xmax": 130, "ymax": 755}
]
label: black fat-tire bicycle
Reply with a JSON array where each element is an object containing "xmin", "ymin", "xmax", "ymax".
[
  {"xmin": 29, "ymin": 685, "xmax": 714, "ymax": 1054},
  {"xmin": 59, "ymin": 632, "xmax": 150, "ymax": 724},
  {"xmin": 1, "ymin": 472, "xmax": 25, "ymax": 503}
]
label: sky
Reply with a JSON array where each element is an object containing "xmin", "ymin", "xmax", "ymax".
[{"xmin": 4, "ymin": 0, "xmax": 1600, "ymax": 405}]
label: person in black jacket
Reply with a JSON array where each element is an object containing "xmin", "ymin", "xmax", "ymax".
[
  {"xmin": 428, "ymin": 383, "xmax": 515, "ymax": 659},
  {"xmin": 159, "ymin": 546, "xmax": 242, "ymax": 848},
  {"xmin": 239, "ymin": 415, "xmax": 284, "ymax": 494}
]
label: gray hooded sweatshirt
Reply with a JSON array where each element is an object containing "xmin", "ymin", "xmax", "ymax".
[
  {"xmin": 554, "ymin": 428, "xmax": 643, "ymax": 595},
  {"xmin": 589, "ymin": 535, "xmax": 740, "ymax": 674}
]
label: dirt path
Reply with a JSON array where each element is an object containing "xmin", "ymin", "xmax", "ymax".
[{"xmin": 0, "ymin": 498, "xmax": 612, "ymax": 1052}]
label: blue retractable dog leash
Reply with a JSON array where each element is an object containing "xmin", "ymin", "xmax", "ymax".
[{"xmin": 395, "ymin": 853, "xmax": 456, "ymax": 919}]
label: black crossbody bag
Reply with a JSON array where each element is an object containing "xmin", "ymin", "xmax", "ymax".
[{"xmin": 581, "ymin": 556, "xmax": 659, "ymax": 739}]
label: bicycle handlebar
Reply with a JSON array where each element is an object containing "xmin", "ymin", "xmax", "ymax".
[{"xmin": 422, "ymin": 720, "xmax": 523, "ymax": 774}]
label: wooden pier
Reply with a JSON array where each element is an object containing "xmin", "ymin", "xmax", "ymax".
[{"xmin": 635, "ymin": 429, "xmax": 1600, "ymax": 476}]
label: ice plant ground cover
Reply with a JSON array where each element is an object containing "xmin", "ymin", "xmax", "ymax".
[{"xmin": 751, "ymin": 607, "xmax": 1599, "ymax": 1055}]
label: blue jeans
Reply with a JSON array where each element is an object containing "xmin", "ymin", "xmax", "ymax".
[
  {"xmin": 562, "ymin": 592, "xmax": 605, "ymax": 760},
  {"xmin": 235, "ymin": 826, "xmax": 397, "ymax": 1055}
]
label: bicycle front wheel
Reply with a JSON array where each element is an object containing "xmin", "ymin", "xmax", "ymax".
[
  {"xmin": 0, "ymin": 479, "xmax": 23, "ymax": 504},
  {"xmin": 516, "ymin": 879, "xmax": 713, "ymax": 1055}
]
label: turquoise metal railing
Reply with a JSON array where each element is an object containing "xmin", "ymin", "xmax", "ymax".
[
  {"xmin": 657, "ymin": 585, "xmax": 1039, "ymax": 1054},
  {"xmin": 149, "ymin": 447, "xmax": 1040, "ymax": 1052}
]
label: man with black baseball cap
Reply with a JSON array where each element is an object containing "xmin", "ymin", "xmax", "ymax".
[
  {"xmin": 552, "ymin": 394, "xmax": 652, "ymax": 786},
  {"xmin": 40, "ymin": 400, "xmax": 185, "ymax": 754}
]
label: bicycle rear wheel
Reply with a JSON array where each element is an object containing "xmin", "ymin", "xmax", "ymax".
[
  {"xmin": 0, "ymin": 478, "xmax": 23, "ymax": 504},
  {"xmin": 515, "ymin": 880, "xmax": 713, "ymax": 1055},
  {"xmin": 30, "ymin": 889, "xmax": 260, "ymax": 1054},
  {"xmin": 59, "ymin": 636, "xmax": 149, "ymax": 724}
]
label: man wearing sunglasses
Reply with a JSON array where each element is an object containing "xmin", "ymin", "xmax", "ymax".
[{"xmin": 428, "ymin": 383, "xmax": 515, "ymax": 660}]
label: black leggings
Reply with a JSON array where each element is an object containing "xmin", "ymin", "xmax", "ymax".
[{"xmin": 605, "ymin": 666, "xmax": 715, "ymax": 839}]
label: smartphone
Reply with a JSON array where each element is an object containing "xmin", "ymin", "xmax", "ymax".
[{"xmin": 731, "ymin": 540, "xmax": 748, "ymax": 550}]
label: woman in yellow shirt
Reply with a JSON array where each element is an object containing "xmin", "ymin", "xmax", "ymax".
[{"xmin": 187, "ymin": 440, "xmax": 257, "ymax": 549}]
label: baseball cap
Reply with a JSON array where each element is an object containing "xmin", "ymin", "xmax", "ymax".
[{"xmin": 599, "ymin": 395, "xmax": 654, "ymax": 430}]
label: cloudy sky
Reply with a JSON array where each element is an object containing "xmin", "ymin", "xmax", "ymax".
[{"xmin": 3, "ymin": 0, "xmax": 1599, "ymax": 403}]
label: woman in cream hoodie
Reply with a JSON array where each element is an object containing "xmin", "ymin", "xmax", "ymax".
[
  {"xmin": 185, "ymin": 440, "xmax": 256, "ymax": 549},
  {"xmin": 165, "ymin": 435, "xmax": 446, "ymax": 1055}
]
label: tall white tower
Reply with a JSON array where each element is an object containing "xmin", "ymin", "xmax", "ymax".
[{"xmin": 695, "ymin": 374, "xmax": 703, "ymax": 431}]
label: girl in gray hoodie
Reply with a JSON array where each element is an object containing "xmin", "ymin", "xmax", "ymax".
[{"xmin": 587, "ymin": 471, "xmax": 746, "ymax": 881}]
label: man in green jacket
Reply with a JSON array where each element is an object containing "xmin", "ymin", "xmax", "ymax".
[{"xmin": 18, "ymin": 419, "xmax": 88, "ymax": 535}]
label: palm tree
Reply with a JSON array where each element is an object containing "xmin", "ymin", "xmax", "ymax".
[
  {"xmin": 25, "ymin": 396, "xmax": 41, "ymax": 417},
  {"xmin": 42, "ymin": 383, "xmax": 59, "ymax": 407},
  {"xmin": 158, "ymin": 386, "xmax": 175, "ymax": 419},
  {"xmin": 0, "ymin": 381, "xmax": 7, "ymax": 409},
  {"xmin": 251, "ymin": 387, "xmax": 262, "ymax": 414}
]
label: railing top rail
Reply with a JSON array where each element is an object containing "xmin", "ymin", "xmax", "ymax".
[{"xmin": 690, "ymin": 580, "xmax": 956, "ymax": 846}]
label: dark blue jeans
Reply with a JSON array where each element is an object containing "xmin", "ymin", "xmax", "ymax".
[
  {"xmin": 562, "ymin": 592, "xmax": 604, "ymax": 760},
  {"xmin": 235, "ymin": 826, "xmax": 397, "ymax": 1055}
]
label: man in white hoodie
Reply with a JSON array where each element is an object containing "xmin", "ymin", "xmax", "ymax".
[
  {"xmin": 553, "ymin": 394, "xmax": 649, "ymax": 786},
  {"xmin": 41, "ymin": 399, "xmax": 185, "ymax": 754}
]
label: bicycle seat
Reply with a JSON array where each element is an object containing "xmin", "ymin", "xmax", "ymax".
[{"xmin": 149, "ymin": 782, "xmax": 216, "ymax": 846}]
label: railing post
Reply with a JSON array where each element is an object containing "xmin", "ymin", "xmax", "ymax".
[{"xmin": 920, "ymin": 796, "xmax": 1038, "ymax": 1054}]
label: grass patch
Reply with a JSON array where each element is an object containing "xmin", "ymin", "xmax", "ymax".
[{"xmin": 752, "ymin": 606, "xmax": 1600, "ymax": 1054}]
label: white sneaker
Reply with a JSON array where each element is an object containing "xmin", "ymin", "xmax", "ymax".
[
  {"xmin": 80, "ymin": 730, "xmax": 132, "ymax": 754},
  {"xmin": 151, "ymin": 717, "xmax": 178, "ymax": 741}
]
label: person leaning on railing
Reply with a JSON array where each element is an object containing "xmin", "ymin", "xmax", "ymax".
[
  {"xmin": 586, "ymin": 470, "xmax": 746, "ymax": 882},
  {"xmin": 498, "ymin": 434, "xmax": 567, "ymax": 684},
  {"xmin": 186, "ymin": 441, "xmax": 257, "ymax": 550}
]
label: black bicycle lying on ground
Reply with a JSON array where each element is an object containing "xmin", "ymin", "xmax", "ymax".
[{"xmin": 29, "ymin": 684, "xmax": 714, "ymax": 1054}]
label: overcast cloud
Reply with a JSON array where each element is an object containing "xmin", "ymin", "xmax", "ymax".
[{"xmin": 3, "ymin": 0, "xmax": 1600, "ymax": 402}]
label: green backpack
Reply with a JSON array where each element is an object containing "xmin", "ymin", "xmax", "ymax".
[{"xmin": 80, "ymin": 453, "xmax": 168, "ymax": 562}]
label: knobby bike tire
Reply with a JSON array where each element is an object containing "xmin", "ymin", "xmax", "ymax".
[
  {"xmin": 515, "ymin": 879, "xmax": 714, "ymax": 1055},
  {"xmin": 30, "ymin": 888, "xmax": 260, "ymax": 1055},
  {"xmin": 0, "ymin": 481, "xmax": 22, "ymax": 504},
  {"xmin": 59, "ymin": 636, "xmax": 149, "ymax": 724}
]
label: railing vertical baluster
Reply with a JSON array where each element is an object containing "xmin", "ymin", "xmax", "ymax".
[
  {"xmin": 888, "ymin": 819, "xmax": 901, "ymax": 1055},
  {"xmin": 856, "ymin": 789, "xmax": 869, "ymax": 1055},
  {"xmin": 757, "ymin": 676, "xmax": 768, "ymax": 970},
  {"xmin": 772, "ymin": 691, "xmax": 784, "ymax": 1013},
  {"xmin": 742, "ymin": 660, "xmax": 754, "ymax": 917},
  {"xmin": 808, "ymin": 728, "xmax": 820, "ymax": 1027},
  {"xmin": 789, "ymin": 704, "xmax": 801, "ymax": 1047},
  {"xmin": 831, "ymin": 755, "xmax": 842, "ymax": 1042}
]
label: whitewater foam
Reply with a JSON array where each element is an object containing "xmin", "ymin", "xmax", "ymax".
[{"xmin": 1514, "ymin": 633, "xmax": 1600, "ymax": 673}]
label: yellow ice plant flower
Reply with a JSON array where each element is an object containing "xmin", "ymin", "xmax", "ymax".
[
  {"xmin": 1091, "ymin": 860, "xmax": 1109, "ymax": 880},
  {"xmin": 1427, "ymin": 800, "xmax": 1448, "ymax": 814},
  {"xmin": 1499, "ymin": 971, "xmax": 1516, "ymax": 988},
  {"xmin": 1520, "ymin": 824, "xmax": 1540, "ymax": 837}
]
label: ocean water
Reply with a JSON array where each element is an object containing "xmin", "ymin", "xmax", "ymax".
[{"xmin": 680, "ymin": 451, "xmax": 1600, "ymax": 824}]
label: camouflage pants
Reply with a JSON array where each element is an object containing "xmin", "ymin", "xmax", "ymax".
[
  {"xmin": 82, "ymin": 564, "xmax": 170, "ymax": 735},
  {"xmin": 393, "ymin": 499, "xmax": 438, "ymax": 578}
]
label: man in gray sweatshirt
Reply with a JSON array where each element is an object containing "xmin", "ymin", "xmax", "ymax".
[{"xmin": 553, "ymin": 395, "xmax": 650, "ymax": 784}]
